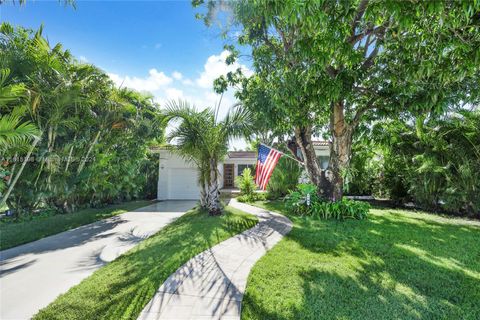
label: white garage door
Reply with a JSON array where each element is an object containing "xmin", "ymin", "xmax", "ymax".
[{"xmin": 168, "ymin": 168, "xmax": 200, "ymax": 200}]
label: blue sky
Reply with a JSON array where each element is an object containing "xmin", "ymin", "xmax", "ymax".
[{"xmin": 1, "ymin": 1, "xmax": 251, "ymax": 148}]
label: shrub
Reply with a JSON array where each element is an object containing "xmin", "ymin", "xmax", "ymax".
[
  {"xmin": 237, "ymin": 193, "xmax": 266, "ymax": 203},
  {"xmin": 235, "ymin": 168, "xmax": 266, "ymax": 203},
  {"xmin": 285, "ymin": 183, "xmax": 370, "ymax": 220},
  {"xmin": 267, "ymin": 157, "xmax": 302, "ymax": 199},
  {"xmin": 235, "ymin": 168, "xmax": 256, "ymax": 196},
  {"xmin": 284, "ymin": 183, "xmax": 318, "ymax": 215},
  {"xmin": 310, "ymin": 198, "xmax": 370, "ymax": 220}
]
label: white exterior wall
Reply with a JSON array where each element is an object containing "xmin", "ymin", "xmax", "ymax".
[
  {"xmin": 314, "ymin": 146, "xmax": 329, "ymax": 157},
  {"xmin": 218, "ymin": 158, "xmax": 257, "ymax": 188},
  {"xmin": 157, "ymin": 150, "xmax": 200, "ymax": 200}
]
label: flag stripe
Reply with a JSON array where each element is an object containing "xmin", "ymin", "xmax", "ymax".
[
  {"xmin": 260, "ymin": 152, "xmax": 281, "ymax": 189},
  {"xmin": 255, "ymin": 144, "xmax": 282, "ymax": 190},
  {"xmin": 257, "ymin": 150, "xmax": 274, "ymax": 184}
]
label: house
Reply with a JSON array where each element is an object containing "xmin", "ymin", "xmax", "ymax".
[{"xmin": 154, "ymin": 141, "xmax": 330, "ymax": 200}]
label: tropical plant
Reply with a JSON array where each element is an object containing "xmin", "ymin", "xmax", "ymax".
[
  {"xmin": 284, "ymin": 183, "xmax": 319, "ymax": 215},
  {"xmin": 235, "ymin": 167, "xmax": 255, "ymax": 196},
  {"xmin": 266, "ymin": 156, "xmax": 302, "ymax": 199},
  {"xmin": 285, "ymin": 183, "xmax": 369, "ymax": 219},
  {"xmin": 0, "ymin": 23, "xmax": 163, "ymax": 216},
  {"xmin": 235, "ymin": 167, "xmax": 266, "ymax": 203},
  {"xmin": 373, "ymin": 111, "xmax": 480, "ymax": 216},
  {"xmin": 310, "ymin": 198, "xmax": 370, "ymax": 220},
  {"xmin": 163, "ymin": 100, "xmax": 253, "ymax": 215}
]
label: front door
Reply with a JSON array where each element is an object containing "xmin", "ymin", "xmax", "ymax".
[{"xmin": 223, "ymin": 164, "xmax": 234, "ymax": 188}]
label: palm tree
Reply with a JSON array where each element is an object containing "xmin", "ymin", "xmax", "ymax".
[
  {"xmin": 0, "ymin": 69, "xmax": 40, "ymax": 209},
  {"xmin": 163, "ymin": 100, "xmax": 252, "ymax": 215}
]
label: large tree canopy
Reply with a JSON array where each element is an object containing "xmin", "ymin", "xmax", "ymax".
[{"xmin": 194, "ymin": 0, "xmax": 480, "ymax": 201}]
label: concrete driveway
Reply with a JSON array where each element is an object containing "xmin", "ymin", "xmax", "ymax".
[{"xmin": 0, "ymin": 200, "xmax": 196, "ymax": 320}]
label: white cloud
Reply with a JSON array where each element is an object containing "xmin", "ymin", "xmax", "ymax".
[
  {"xmin": 107, "ymin": 50, "xmax": 253, "ymax": 149},
  {"xmin": 182, "ymin": 79, "xmax": 194, "ymax": 86},
  {"xmin": 172, "ymin": 71, "xmax": 183, "ymax": 80},
  {"xmin": 79, "ymin": 56, "xmax": 88, "ymax": 62},
  {"xmin": 108, "ymin": 69, "xmax": 172, "ymax": 91},
  {"xmin": 196, "ymin": 50, "xmax": 253, "ymax": 88},
  {"xmin": 165, "ymin": 87, "xmax": 184, "ymax": 100}
]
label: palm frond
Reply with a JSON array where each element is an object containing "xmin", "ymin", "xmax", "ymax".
[
  {"xmin": 0, "ymin": 113, "xmax": 40, "ymax": 153},
  {"xmin": 0, "ymin": 68, "xmax": 26, "ymax": 107}
]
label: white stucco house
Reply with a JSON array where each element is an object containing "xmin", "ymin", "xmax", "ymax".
[{"xmin": 154, "ymin": 141, "xmax": 330, "ymax": 200}]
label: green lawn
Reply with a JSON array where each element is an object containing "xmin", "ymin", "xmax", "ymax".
[
  {"xmin": 34, "ymin": 206, "xmax": 258, "ymax": 320},
  {"xmin": 242, "ymin": 201, "xmax": 480, "ymax": 320},
  {"xmin": 0, "ymin": 200, "xmax": 154, "ymax": 250}
]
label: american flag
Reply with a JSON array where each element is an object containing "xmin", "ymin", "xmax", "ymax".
[{"xmin": 255, "ymin": 144, "xmax": 283, "ymax": 190}]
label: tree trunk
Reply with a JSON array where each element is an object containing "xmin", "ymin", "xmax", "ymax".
[
  {"xmin": 205, "ymin": 158, "xmax": 221, "ymax": 215},
  {"xmin": 199, "ymin": 180, "xmax": 207, "ymax": 208},
  {"xmin": 64, "ymin": 134, "xmax": 77, "ymax": 173},
  {"xmin": 77, "ymin": 130, "xmax": 101, "ymax": 175},
  {"xmin": 7, "ymin": 153, "xmax": 18, "ymax": 186},
  {"xmin": 0, "ymin": 137, "xmax": 40, "ymax": 208},
  {"xmin": 328, "ymin": 101, "xmax": 353, "ymax": 201},
  {"xmin": 294, "ymin": 126, "xmax": 332, "ymax": 198}
]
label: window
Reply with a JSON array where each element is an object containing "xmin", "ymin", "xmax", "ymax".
[
  {"xmin": 317, "ymin": 156, "xmax": 329, "ymax": 170},
  {"xmin": 237, "ymin": 164, "xmax": 254, "ymax": 176}
]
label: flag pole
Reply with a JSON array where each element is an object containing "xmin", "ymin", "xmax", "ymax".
[{"xmin": 259, "ymin": 142, "xmax": 304, "ymax": 165}]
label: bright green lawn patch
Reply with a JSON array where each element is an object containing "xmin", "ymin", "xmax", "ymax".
[
  {"xmin": 34, "ymin": 206, "xmax": 258, "ymax": 320},
  {"xmin": 242, "ymin": 201, "xmax": 480, "ymax": 320},
  {"xmin": 0, "ymin": 200, "xmax": 153, "ymax": 250}
]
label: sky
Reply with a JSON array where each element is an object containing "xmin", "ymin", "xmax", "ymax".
[{"xmin": 0, "ymin": 0, "xmax": 252, "ymax": 149}]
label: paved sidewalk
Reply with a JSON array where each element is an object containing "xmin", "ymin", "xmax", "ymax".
[
  {"xmin": 138, "ymin": 199, "xmax": 293, "ymax": 320},
  {"xmin": 0, "ymin": 201, "xmax": 196, "ymax": 320}
]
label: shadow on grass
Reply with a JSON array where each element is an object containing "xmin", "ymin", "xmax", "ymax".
[
  {"xmin": 33, "ymin": 206, "xmax": 258, "ymax": 320},
  {"xmin": 242, "ymin": 204, "xmax": 480, "ymax": 320}
]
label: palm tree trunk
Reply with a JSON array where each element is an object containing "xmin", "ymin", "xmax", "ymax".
[
  {"xmin": 205, "ymin": 158, "xmax": 221, "ymax": 215},
  {"xmin": 65, "ymin": 134, "xmax": 77, "ymax": 172},
  {"xmin": 7, "ymin": 153, "xmax": 18, "ymax": 186},
  {"xmin": 0, "ymin": 137, "xmax": 40, "ymax": 208},
  {"xmin": 199, "ymin": 178, "xmax": 207, "ymax": 208},
  {"xmin": 33, "ymin": 159, "xmax": 45, "ymax": 187},
  {"xmin": 77, "ymin": 130, "xmax": 101, "ymax": 175}
]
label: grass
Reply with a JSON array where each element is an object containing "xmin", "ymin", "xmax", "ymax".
[
  {"xmin": 242, "ymin": 201, "xmax": 480, "ymax": 320},
  {"xmin": 0, "ymin": 200, "xmax": 154, "ymax": 250},
  {"xmin": 34, "ymin": 205, "xmax": 258, "ymax": 320}
]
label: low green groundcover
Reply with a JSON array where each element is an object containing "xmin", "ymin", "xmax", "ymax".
[
  {"xmin": 0, "ymin": 200, "xmax": 153, "ymax": 250},
  {"xmin": 34, "ymin": 206, "xmax": 257, "ymax": 320},
  {"xmin": 242, "ymin": 201, "xmax": 480, "ymax": 320}
]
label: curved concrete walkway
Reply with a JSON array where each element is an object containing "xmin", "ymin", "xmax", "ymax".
[
  {"xmin": 0, "ymin": 200, "xmax": 196, "ymax": 320},
  {"xmin": 138, "ymin": 199, "xmax": 292, "ymax": 320}
]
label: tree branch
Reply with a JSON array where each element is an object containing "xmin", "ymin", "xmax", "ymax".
[
  {"xmin": 349, "ymin": 24, "xmax": 386, "ymax": 45},
  {"xmin": 350, "ymin": 0, "xmax": 369, "ymax": 37},
  {"xmin": 350, "ymin": 97, "xmax": 377, "ymax": 128},
  {"xmin": 326, "ymin": 65, "xmax": 338, "ymax": 78}
]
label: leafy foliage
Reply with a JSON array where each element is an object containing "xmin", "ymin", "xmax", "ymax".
[
  {"xmin": 235, "ymin": 167, "xmax": 255, "ymax": 196},
  {"xmin": 285, "ymin": 183, "xmax": 369, "ymax": 220},
  {"xmin": 266, "ymin": 156, "xmax": 302, "ymax": 200},
  {"xmin": 235, "ymin": 167, "xmax": 266, "ymax": 203},
  {"xmin": 374, "ymin": 112, "xmax": 479, "ymax": 216},
  {"xmin": 0, "ymin": 24, "xmax": 163, "ymax": 215}
]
